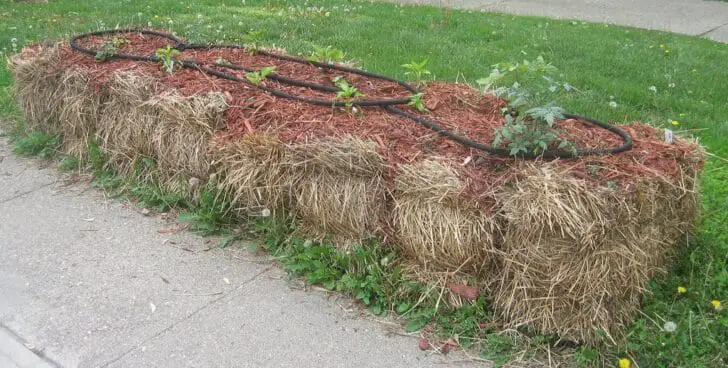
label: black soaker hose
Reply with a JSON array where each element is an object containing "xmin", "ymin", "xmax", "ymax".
[{"xmin": 69, "ymin": 29, "xmax": 633, "ymax": 159}]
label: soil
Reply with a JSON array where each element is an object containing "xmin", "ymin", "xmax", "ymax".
[{"xmin": 56, "ymin": 30, "xmax": 703, "ymax": 201}]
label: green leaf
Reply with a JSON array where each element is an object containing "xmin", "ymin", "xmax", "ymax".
[
  {"xmin": 260, "ymin": 66, "xmax": 276, "ymax": 77},
  {"xmin": 396, "ymin": 302, "xmax": 411, "ymax": 314},
  {"xmin": 404, "ymin": 318, "xmax": 430, "ymax": 333}
]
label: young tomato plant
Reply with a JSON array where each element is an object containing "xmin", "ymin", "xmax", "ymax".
[
  {"xmin": 307, "ymin": 45, "xmax": 345, "ymax": 64},
  {"xmin": 155, "ymin": 45, "xmax": 181, "ymax": 73},
  {"xmin": 95, "ymin": 37, "xmax": 127, "ymax": 61},
  {"xmin": 493, "ymin": 104, "xmax": 574, "ymax": 156},
  {"xmin": 478, "ymin": 56, "xmax": 578, "ymax": 156},
  {"xmin": 407, "ymin": 92, "xmax": 428, "ymax": 113},
  {"xmin": 245, "ymin": 66, "xmax": 276, "ymax": 86},
  {"xmin": 401, "ymin": 59, "xmax": 431, "ymax": 86},
  {"xmin": 244, "ymin": 29, "xmax": 265, "ymax": 54},
  {"xmin": 333, "ymin": 76, "xmax": 364, "ymax": 110}
]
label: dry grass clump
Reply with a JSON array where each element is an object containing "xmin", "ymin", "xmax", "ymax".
[
  {"xmin": 9, "ymin": 46, "xmax": 64, "ymax": 134},
  {"xmin": 399, "ymin": 261, "xmax": 487, "ymax": 309},
  {"xmin": 492, "ymin": 163, "xmax": 699, "ymax": 344},
  {"xmin": 392, "ymin": 159, "xmax": 498, "ymax": 274},
  {"xmin": 214, "ymin": 134, "xmax": 289, "ymax": 214},
  {"xmin": 57, "ymin": 69, "xmax": 103, "ymax": 160},
  {"xmin": 286, "ymin": 137, "xmax": 387, "ymax": 242}
]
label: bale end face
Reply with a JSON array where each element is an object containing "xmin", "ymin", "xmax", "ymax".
[
  {"xmin": 493, "ymin": 163, "xmax": 701, "ymax": 344},
  {"xmin": 392, "ymin": 160, "xmax": 498, "ymax": 274},
  {"xmin": 287, "ymin": 137, "xmax": 387, "ymax": 243}
]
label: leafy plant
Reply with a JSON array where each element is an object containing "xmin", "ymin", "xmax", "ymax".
[
  {"xmin": 401, "ymin": 59, "xmax": 431, "ymax": 86},
  {"xmin": 477, "ymin": 56, "xmax": 576, "ymax": 108},
  {"xmin": 477, "ymin": 56, "xmax": 578, "ymax": 156},
  {"xmin": 245, "ymin": 66, "xmax": 276, "ymax": 86},
  {"xmin": 307, "ymin": 45, "xmax": 345, "ymax": 64},
  {"xmin": 87, "ymin": 136, "xmax": 106, "ymax": 172},
  {"xmin": 95, "ymin": 37, "xmax": 127, "ymax": 61},
  {"xmin": 155, "ymin": 45, "xmax": 181, "ymax": 73},
  {"xmin": 130, "ymin": 183, "xmax": 187, "ymax": 212},
  {"xmin": 333, "ymin": 76, "xmax": 364, "ymax": 109},
  {"xmin": 493, "ymin": 104, "xmax": 574, "ymax": 156},
  {"xmin": 12, "ymin": 131, "xmax": 59, "ymax": 159},
  {"xmin": 58, "ymin": 155, "xmax": 79, "ymax": 171},
  {"xmin": 244, "ymin": 29, "xmax": 265, "ymax": 54},
  {"xmin": 178, "ymin": 186, "xmax": 237, "ymax": 236},
  {"xmin": 407, "ymin": 92, "xmax": 427, "ymax": 113}
]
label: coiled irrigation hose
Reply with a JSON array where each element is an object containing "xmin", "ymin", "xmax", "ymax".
[{"xmin": 70, "ymin": 29, "xmax": 633, "ymax": 159}]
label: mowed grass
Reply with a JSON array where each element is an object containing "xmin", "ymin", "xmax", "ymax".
[{"xmin": 1, "ymin": 0, "xmax": 726, "ymax": 366}]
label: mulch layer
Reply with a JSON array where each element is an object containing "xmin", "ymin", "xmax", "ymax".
[{"xmin": 59, "ymin": 31, "xmax": 700, "ymax": 203}]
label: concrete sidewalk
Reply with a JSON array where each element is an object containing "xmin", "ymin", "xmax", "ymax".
[
  {"xmin": 0, "ymin": 138, "xmax": 477, "ymax": 368},
  {"xmin": 386, "ymin": 0, "xmax": 728, "ymax": 43}
]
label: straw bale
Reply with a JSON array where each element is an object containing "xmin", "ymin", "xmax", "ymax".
[
  {"xmin": 96, "ymin": 71, "xmax": 160, "ymax": 179},
  {"xmin": 9, "ymin": 46, "xmax": 64, "ymax": 134},
  {"xmin": 492, "ymin": 163, "xmax": 698, "ymax": 344},
  {"xmin": 57, "ymin": 69, "xmax": 104, "ymax": 160},
  {"xmin": 392, "ymin": 159, "xmax": 498, "ymax": 273},
  {"xmin": 286, "ymin": 137, "xmax": 387, "ymax": 241},
  {"xmin": 215, "ymin": 134, "xmax": 289, "ymax": 213},
  {"xmin": 146, "ymin": 90, "xmax": 227, "ymax": 193}
]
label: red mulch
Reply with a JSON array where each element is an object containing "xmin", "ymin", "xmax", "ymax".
[{"xmin": 51, "ymin": 30, "xmax": 702, "ymax": 201}]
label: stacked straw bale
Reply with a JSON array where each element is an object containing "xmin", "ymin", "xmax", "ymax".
[
  {"xmin": 9, "ymin": 46, "xmax": 64, "ymax": 135},
  {"xmin": 96, "ymin": 71, "xmax": 160, "ymax": 178},
  {"xmin": 392, "ymin": 159, "xmax": 498, "ymax": 274},
  {"xmin": 286, "ymin": 137, "xmax": 387, "ymax": 242},
  {"xmin": 146, "ymin": 90, "xmax": 227, "ymax": 193},
  {"xmin": 96, "ymin": 71, "xmax": 226, "ymax": 194},
  {"xmin": 10, "ymin": 51, "xmax": 226, "ymax": 195},
  {"xmin": 492, "ymin": 163, "xmax": 700, "ymax": 344},
  {"xmin": 57, "ymin": 69, "xmax": 104, "ymax": 160},
  {"xmin": 216, "ymin": 136, "xmax": 387, "ymax": 244},
  {"xmin": 215, "ymin": 134, "xmax": 289, "ymax": 213}
]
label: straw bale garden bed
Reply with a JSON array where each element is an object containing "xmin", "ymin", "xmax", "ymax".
[{"xmin": 10, "ymin": 28, "xmax": 704, "ymax": 356}]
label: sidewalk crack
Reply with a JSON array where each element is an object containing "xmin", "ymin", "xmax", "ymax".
[
  {"xmin": 0, "ymin": 182, "xmax": 55, "ymax": 205},
  {"xmin": 98, "ymin": 265, "xmax": 272, "ymax": 368},
  {"xmin": 698, "ymin": 21, "xmax": 728, "ymax": 37}
]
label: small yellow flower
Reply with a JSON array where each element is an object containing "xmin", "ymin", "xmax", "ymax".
[
  {"xmin": 659, "ymin": 44, "xmax": 665, "ymax": 48},
  {"xmin": 154, "ymin": 14, "xmax": 159, "ymax": 19},
  {"xmin": 677, "ymin": 286, "xmax": 687, "ymax": 294},
  {"xmin": 671, "ymin": 120, "xmax": 679, "ymax": 126},
  {"xmin": 679, "ymin": 113, "xmax": 686, "ymax": 117},
  {"xmin": 619, "ymin": 358, "xmax": 631, "ymax": 368},
  {"xmin": 692, "ymin": 68, "xmax": 697, "ymax": 73},
  {"xmin": 664, "ymin": 49, "xmax": 670, "ymax": 54},
  {"xmin": 711, "ymin": 300, "xmax": 722, "ymax": 311}
]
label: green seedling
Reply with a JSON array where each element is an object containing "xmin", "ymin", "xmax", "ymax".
[
  {"xmin": 244, "ymin": 29, "xmax": 266, "ymax": 54},
  {"xmin": 407, "ymin": 93, "xmax": 427, "ymax": 113},
  {"xmin": 307, "ymin": 45, "xmax": 345, "ymax": 64},
  {"xmin": 95, "ymin": 37, "xmax": 127, "ymax": 61},
  {"xmin": 245, "ymin": 66, "xmax": 276, "ymax": 86},
  {"xmin": 401, "ymin": 59, "xmax": 431, "ymax": 86},
  {"xmin": 155, "ymin": 45, "xmax": 181, "ymax": 73},
  {"xmin": 333, "ymin": 76, "xmax": 364, "ymax": 109}
]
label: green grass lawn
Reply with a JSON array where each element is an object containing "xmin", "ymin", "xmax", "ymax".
[{"xmin": 1, "ymin": 0, "xmax": 726, "ymax": 366}]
